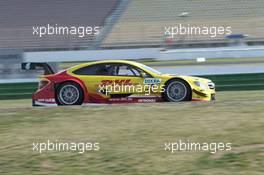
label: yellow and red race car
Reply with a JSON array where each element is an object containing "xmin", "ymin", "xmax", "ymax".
[{"xmin": 26, "ymin": 60, "xmax": 215, "ymax": 106}]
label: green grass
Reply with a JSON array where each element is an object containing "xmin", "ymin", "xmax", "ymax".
[{"xmin": 0, "ymin": 90, "xmax": 263, "ymax": 174}]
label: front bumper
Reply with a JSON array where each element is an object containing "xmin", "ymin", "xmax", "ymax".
[
  {"xmin": 211, "ymin": 93, "xmax": 216, "ymax": 101},
  {"xmin": 192, "ymin": 88, "xmax": 216, "ymax": 101}
]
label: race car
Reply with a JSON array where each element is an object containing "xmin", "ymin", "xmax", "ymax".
[{"xmin": 23, "ymin": 60, "xmax": 215, "ymax": 106}]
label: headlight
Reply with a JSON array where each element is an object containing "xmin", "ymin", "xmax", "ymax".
[
  {"xmin": 194, "ymin": 81, "xmax": 208, "ymax": 90},
  {"xmin": 208, "ymin": 82, "xmax": 215, "ymax": 89}
]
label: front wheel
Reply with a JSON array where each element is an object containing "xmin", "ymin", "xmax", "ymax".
[
  {"xmin": 163, "ymin": 79, "xmax": 192, "ymax": 102},
  {"xmin": 56, "ymin": 82, "xmax": 84, "ymax": 105}
]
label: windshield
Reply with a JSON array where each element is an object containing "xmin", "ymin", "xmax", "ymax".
[{"xmin": 138, "ymin": 63, "xmax": 162, "ymax": 75}]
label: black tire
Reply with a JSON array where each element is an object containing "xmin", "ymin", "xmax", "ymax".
[
  {"xmin": 163, "ymin": 79, "xmax": 192, "ymax": 102},
  {"xmin": 56, "ymin": 82, "xmax": 84, "ymax": 105}
]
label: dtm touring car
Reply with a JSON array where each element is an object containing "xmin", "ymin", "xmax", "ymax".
[{"xmin": 22, "ymin": 60, "xmax": 215, "ymax": 106}]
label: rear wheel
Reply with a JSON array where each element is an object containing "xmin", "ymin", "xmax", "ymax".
[
  {"xmin": 163, "ymin": 79, "xmax": 191, "ymax": 102},
  {"xmin": 56, "ymin": 82, "xmax": 84, "ymax": 105}
]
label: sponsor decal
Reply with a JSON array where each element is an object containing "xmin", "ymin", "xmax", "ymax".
[
  {"xmin": 100, "ymin": 79, "xmax": 132, "ymax": 86},
  {"xmin": 38, "ymin": 98, "xmax": 56, "ymax": 103},
  {"xmin": 143, "ymin": 78, "xmax": 161, "ymax": 85},
  {"xmin": 138, "ymin": 98, "xmax": 156, "ymax": 103},
  {"xmin": 109, "ymin": 98, "xmax": 133, "ymax": 102}
]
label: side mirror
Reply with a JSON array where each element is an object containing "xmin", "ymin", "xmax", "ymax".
[{"xmin": 140, "ymin": 72, "xmax": 147, "ymax": 78}]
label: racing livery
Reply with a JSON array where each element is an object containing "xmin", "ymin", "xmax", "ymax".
[{"xmin": 25, "ymin": 60, "xmax": 215, "ymax": 106}]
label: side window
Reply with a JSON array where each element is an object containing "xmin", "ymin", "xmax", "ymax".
[
  {"xmin": 113, "ymin": 64, "xmax": 141, "ymax": 76},
  {"xmin": 73, "ymin": 63, "xmax": 152, "ymax": 77},
  {"xmin": 73, "ymin": 65, "xmax": 97, "ymax": 75},
  {"xmin": 73, "ymin": 64, "xmax": 113, "ymax": 75}
]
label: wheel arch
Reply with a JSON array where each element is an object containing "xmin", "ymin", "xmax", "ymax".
[
  {"xmin": 164, "ymin": 77, "xmax": 192, "ymax": 90},
  {"xmin": 54, "ymin": 80, "xmax": 85, "ymax": 92}
]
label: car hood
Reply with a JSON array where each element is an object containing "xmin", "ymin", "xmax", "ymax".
[{"xmin": 160, "ymin": 74, "xmax": 212, "ymax": 83}]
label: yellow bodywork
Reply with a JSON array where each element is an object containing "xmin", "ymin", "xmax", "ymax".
[{"xmin": 66, "ymin": 60, "xmax": 216, "ymax": 101}]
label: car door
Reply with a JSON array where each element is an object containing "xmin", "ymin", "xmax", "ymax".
[
  {"xmin": 107, "ymin": 63, "xmax": 145, "ymax": 96},
  {"xmin": 71, "ymin": 62, "xmax": 156, "ymax": 99}
]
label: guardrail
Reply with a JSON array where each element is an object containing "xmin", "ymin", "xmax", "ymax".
[
  {"xmin": 0, "ymin": 82, "xmax": 37, "ymax": 100},
  {"xmin": 0, "ymin": 73, "xmax": 263, "ymax": 100},
  {"xmin": 201, "ymin": 73, "xmax": 264, "ymax": 91}
]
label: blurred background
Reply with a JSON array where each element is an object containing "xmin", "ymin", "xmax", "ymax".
[
  {"xmin": 0, "ymin": 1, "xmax": 264, "ymax": 174},
  {"xmin": 0, "ymin": 0, "xmax": 264, "ymax": 98}
]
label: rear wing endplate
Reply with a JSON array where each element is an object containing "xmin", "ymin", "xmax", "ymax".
[{"xmin": 21, "ymin": 62, "xmax": 57, "ymax": 75}]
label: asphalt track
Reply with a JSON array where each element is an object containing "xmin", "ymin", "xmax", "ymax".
[{"xmin": 155, "ymin": 63, "xmax": 264, "ymax": 75}]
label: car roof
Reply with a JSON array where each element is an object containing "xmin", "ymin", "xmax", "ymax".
[
  {"xmin": 69, "ymin": 60, "xmax": 142, "ymax": 70},
  {"xmin": 67, "ymin": 60, "xmax": 144, "ymax": 73},
  {"xmin": 87, "ymin": 60, "xmax": 140, "ymax": 65}
]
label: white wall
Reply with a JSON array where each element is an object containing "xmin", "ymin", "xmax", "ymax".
[{"xmin": 24, "ymin": 46, "xmax": 264, "ymax": 63}]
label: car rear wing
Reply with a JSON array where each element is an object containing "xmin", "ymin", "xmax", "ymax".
[{"xmin": 21, "ymin": 62, "xmax": 58, "ymax": 75}]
